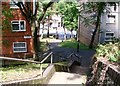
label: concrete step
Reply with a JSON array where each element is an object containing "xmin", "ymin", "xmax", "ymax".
[
  {"xmin": 70, "ymin": 66, "xmax": 90, "ymax": 75},
  {"xmin": 48, "ymin": 72, "xmax": 87, "ymax": 84}
]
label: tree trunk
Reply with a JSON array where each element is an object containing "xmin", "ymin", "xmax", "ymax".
[
  {"xmin": 33, "ymin": 27, "xmax": 40, "ymax": 60},
  {"xmin": 63, "ymin": 27, "xmax": 67, "ymax": 40},
  {"xmin": 40, "ymin": 22, "xmax": 45, "ymax": 39},
  {"xmin": 70, "ymin": 30, "xmax": 73, "ymax": 38},
  {"xmin": 34, "ymin": 27, "xmax": 39, "ymax": 52},
  {"xmin": 47, "ymin": 16, "xmax": 50, "ymax": 38},
  {"xmin": 89, "ymin": 8, "xmax": 101, "ymax": 49},
  {"xmin": 56, "ymin": 28, "xmax": 59, "ymax": 39},
  {"xmin": 31, "ymin": 21, "xmax": 40, "ymax": 61},
  {"xmin": 77, "ymin": 30, "xmax": 80, "ymax": 52},
  {"xmin": 77, "ymin": 15, "xmax": 80, "ymax": 52}
]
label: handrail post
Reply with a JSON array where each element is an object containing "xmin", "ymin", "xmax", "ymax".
[
  {"xmin": 40, "ymin": 64, "xmax": 43, "ymax": 76},
  {"xmin": 51, "ymin": 53, "xmax": 53, "ymax": 64}
]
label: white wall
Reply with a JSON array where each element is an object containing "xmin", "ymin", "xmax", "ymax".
[{"xmin": 100, "ymin": 4, "xmax": 120, "ymax": 43}]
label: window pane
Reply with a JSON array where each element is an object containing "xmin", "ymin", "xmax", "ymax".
[
  {"xmin": 14, "ymin": 43, "xmax": 25, "ymax": 47},
  {"xmin": 12, "ymin": 21, "xmax": 19, "ymax": 24},
  {"xmin": 106, "ymin": 15, "xmax": 116, "ymax": 23},
  {"xmin": 14, "ymin": 48, "xmax": 26, "ymax": 52},
  {"xmin": 58, "ymin": 22, "xmax": 60, "ymax": 27},
  {"xmin": 12, "ymin": 23, "xmax": 19, "ymax": 30},
  {"xmin": 13, "ymin": 42, "xmax": 27, "ymax": 52},
  {"xmin": 20, "ymin": 21, "xmax": 25, "ymax": 30}
]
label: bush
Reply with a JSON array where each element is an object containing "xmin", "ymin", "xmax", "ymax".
[{"xmin": 96, "ymin": 42, "xmax": 120, "ymax": 62}]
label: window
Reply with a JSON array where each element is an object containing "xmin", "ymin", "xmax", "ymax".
[
  {"xmin": 11, "ymin": 20, "xmax": 26, "ymax": 31},
  {"xmin": 106, "ymin": 15, "xmax": 116, "ymax": 23},
  {"xmin": 13, "ymin": 42, "xmax": 27, "ymax": 53},
  {"xmin": 10, "ymin": 0, "xmax": 25, "ymax": 8},
  {"xmin": 58, "ymin": 22, "xmax": 60, "ymax": 27},
  {"xmin": 105, "ymin": 32, "xmax": 115, "ymax": 42}
]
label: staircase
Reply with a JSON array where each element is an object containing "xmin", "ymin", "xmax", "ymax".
[
  {"xmin": 48, "ymin": 61, "xmax": 89, "ymax": 84},
  {"xmin": 48, "ymin": 72, "xmax": 87, "ymax": 84}
]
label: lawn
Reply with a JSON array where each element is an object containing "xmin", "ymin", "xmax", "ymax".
[
  {"xmin": 0, "ymin": 63, "xmax": 49, "ymax": 83},
  {"xmin": 59, "ymin": 39, "xmax": 89, "ymax": 50}
]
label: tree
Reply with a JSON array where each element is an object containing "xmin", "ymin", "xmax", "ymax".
[
  {"xmin": 78, "ymin": 2, "xmax": 117, "ymax": 49},
  {"xmin": 56, "ymin": 1, "xmax": 79, "ymax": 36},
  {"xmin": 88, "ymin": 2, "xmax": 106, "ymax": 49},
  {"xmin": 12, "ymin": 0, "xmax": 58, "ymax": 59},
  {"xmin": 45, "ymin": 6, "xmax": 54, "ymax": 38},
  {"xmin": 88, "ymin": 2, "xmax": 117, "ymax": 49}
]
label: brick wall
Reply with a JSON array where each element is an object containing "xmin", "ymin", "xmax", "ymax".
[
  {"xmin": 2, "ymin": 2, "xmax": 34, "ymax": 58},
  {"xmin": 79, "ymin": 23, "xmax": 99, "ymax": 46}
]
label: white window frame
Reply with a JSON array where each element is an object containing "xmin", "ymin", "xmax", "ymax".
[
  {"xmin": 104, "ymin": 32, "xmax": 115, "ymax": 42},
  {"xmin": 10, "ymin": 0, "xmax": 25, "ymax": 9},
  {"xmin": 13, "ymin": 42, "xmax": 27, "ymax": 53},
  {"xmin": 11, "ymin": 20, "xmax": 26, "ymax": 32},
  {"xmin": 106, "ymin": 14, "xmax": 116, "ymax": 24}
]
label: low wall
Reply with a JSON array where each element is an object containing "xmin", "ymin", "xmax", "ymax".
[
  {"xmin": 86, "ymin": 59, "xmax": 120, "ymax": 85},
  {"xmin": 100, "ymin": 61, "xmax": 120, "ymax": 85}
]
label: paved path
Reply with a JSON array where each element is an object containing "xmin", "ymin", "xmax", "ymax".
[
  {"xmin": 49, "ymin": 47, "xmax": 95, "ymax": 67},
  {"xmin": 42, "ymin": 38, "xmax": 96, "ymax": 67}
]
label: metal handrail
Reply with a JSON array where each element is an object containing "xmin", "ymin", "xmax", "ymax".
[
  {"xmin": 0, "ymin": 52, "xmax": 53, "ymax": 77},
  {"xmin": 40, "ymin": 52, "xmax": 53, "ymax": 63},
  {"xmin": 39, "ymin": 52, "xmax": 53, "ymax": 76},
  {"xmin": 67, "ymin": 53, "xmax": 81, "ymax": 62}
]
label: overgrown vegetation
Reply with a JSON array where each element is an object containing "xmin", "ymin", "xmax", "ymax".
[
  {"xmin": 95, "ymin": 42, "xmax": 120, "ymax": 62},
  {"xmin": 59, "ymin": 39, "xmax": 89, "ymax": 50}
]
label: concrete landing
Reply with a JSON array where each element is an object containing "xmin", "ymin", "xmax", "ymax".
[{"xmin": 48, "ymin": 72, "xmax": 87, "ymax": 84}]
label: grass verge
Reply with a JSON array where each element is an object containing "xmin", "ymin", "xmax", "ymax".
[
  {"xmin": 0, "ymin": 63, "xmax": 49, "ymax": 83},
  {"xmin": 59, "ymin": 39, "xmax": 90, "ymax": 50}
]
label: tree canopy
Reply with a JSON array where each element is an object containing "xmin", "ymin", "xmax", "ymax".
[{"xmin": 56, "ymin": 1, "xmax": 79, "ymax": 31}]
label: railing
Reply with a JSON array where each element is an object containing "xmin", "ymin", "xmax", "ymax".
[
  {"xmin": 66, "ymin": 53, "xmax": 81, "ymax": 72},
  {"xmin": 0, "ymin": 52, "xmax": 53, "ymax": 77},
  {"xmin": 40, "ymin": 52, "xmax": 53, "ymax": 76},
  {"xmin": 67, "ymin": 53, "xmax": 81, "ymax": 63}
]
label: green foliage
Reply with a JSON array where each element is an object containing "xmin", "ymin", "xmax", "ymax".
[
  {"xmin": 2, "ymin": 6, "xmax": 13, "ymax": 18},
  {"xmin": 59, "ymin": 38, "xmax": 89, "ymax": 50},
  {"xmin": 2, "ymin": 6, "xmax": 13, "ymax": 47},
  {"xmin": 96, "ymin": 42, "xmax": 120, "ymax": 62},
  {"xmin": 56, "ymin": 1, "xmax": 79, "ymax": 31},
  {"xmin": 2, "ymin": 6, "xmax": 13, "ymax": 30}
]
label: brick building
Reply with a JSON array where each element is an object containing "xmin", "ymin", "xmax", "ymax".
[{"xmin": 1, "ymin": 0, "xmax": 35, "ymax": 58}]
